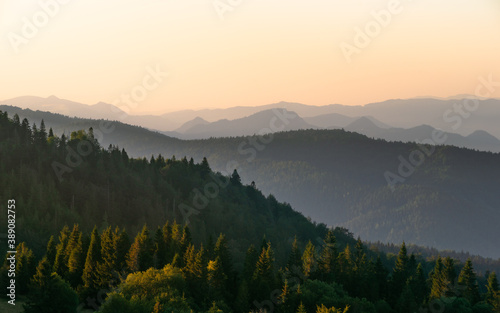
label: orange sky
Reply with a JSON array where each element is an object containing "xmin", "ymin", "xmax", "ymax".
[{"xmin": 1, "ymin": 0, "xmax": 499, "ymax": 114}]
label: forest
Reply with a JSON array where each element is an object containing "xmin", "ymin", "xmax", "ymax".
[
  {"xmin": 3, "ymin": 106, "xmax": 500, "ymax": 259},
  {"xmin": 0, "ymin": 111, "xmax": 499, "ymax": 313}
]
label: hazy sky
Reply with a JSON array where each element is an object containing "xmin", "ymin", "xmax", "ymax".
[{"xmin": 1, "ymin": 0, "xmax": 499, "ymax": 114}]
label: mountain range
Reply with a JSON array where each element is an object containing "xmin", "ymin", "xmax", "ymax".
[
  {"xmin": 3, "ymin": 95, "xmax": 500, "ymax": 141},
  {"xmin": 0, "ymin": 103, "xmax": 499, "ymax": 259}
]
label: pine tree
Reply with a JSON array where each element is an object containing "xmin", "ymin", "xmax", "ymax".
[
  {"xmin": 230, "ymin": 169, "xmax": 242, "ymax": 186},
  {"xmin": 67, "ymin": 233, "xmax": 85, "ymax": 288},
  {"xmin": 486, "ymin": 272, "xmax": 499, "ymax": 305},
  {"xmin": 429, "ymin": 257, "xmax": 445, "ymax": 300},
  {"xmin": 253, "ymin": 242, "xmax": 276, "ymax": 300},
  {"xmin": 15, "ymin": 242, "xmax": 36, "ymax": 294},
  {"xmin": 97, "ymin": 226, "xmax": 116, "ymax": 289},
  {"xmin": 162, "ymin": 221, "xmax": 173, "ymax": 264},
  {"xmin": 200, "ymin": 157, "xmax": 211, "ymax": 178},
  {"xmin": 391, "ymin": 242, "xmax": 409, "ymax": 304},
  {"xmin": 153, "ymin": 227, "xmax": 166, "ymax": 269},
  {"xmin": 45, "ymin": 235, "xmax": 57, "ymax": 267},
  {"xmin": 24, "ymin": 257, "xmax": 78, "ymax": 313},
  {"xmin": 441, "ymin": 257, "xmax": 457, "ymax": 297},
  {"xmin": 297, "ymin": 302, "xmax": 307, "ymax": 313},
  {"xmin": 113, "ymin": 227, "xmax": 129, "ymax": 272},
  {"xmin": 278, "ymin": 279, "xmax": 293, "ymax": 313},
  {"xmin": 302, "ymin": 241, "xmax": 316, "ymax": 279},
  {"xmin": 411, "ymin": 263, "xmax": 428, "ymax": 305},
  {"xmin": 127, "ymin": 224, "xmax": 153, "ymax": 272},
  {"xmin": 458, "ymin": 259, "xmax": 480, "ymax": 305},
  {"xmin": 214, "ymin": 233, "xmax": 233, "ymax": 277},
  {"xmin": 318, "ymin": 230, "xmax": 337, "ymax": 282},
  {"xmin": 82, "ymin": 226, "xmax": 102, "ymax": 294},
  {"xmin": 179, "ymin": 225, "xmax": 192, "ymax": 262},
  {"xmin": 53, "ymin": 225, "xmax": 70, "ymax": 277},
  {"xmin": 288, "ymin": 236, "xmax": 303, "ymax": 275},
  {"xmin": 372, "ymin": 255, "xmax": 389, "ymax": 301},
  {"xmin": 396, "ymin": 282, "xmax": 418, "ymax": 313},
  {"xmin": 243, "ymin": 244, "xmax": 258, "ymax": 282},
  {"xmin": 207, "ymin": 256, "xmax": 227, "ymax": 301},
  {"xmin": 337, "ymin": 245, "xmax": 354, "ymax": 293}
]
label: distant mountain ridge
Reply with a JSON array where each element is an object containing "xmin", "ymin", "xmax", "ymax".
[
  {"xmin": 1, "ymin": 105, "xmax": 500, "ymax": 258},
  {"xmin": 4, "ymin": 96, "xmax": 500, "ymax": 139}
]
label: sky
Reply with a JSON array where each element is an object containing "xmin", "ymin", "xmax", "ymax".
[{"xmin": 0, "ymin": 0, "xmax": 499, "ymax": 114}]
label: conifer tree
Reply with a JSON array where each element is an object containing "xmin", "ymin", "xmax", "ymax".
[
  {"xmin": 208, "ymin": 256, "xmax": 227, "ymax": 301},
  {"xmin": 486, "ymin": 272, "xmax": 499, "ymax": 305},
  {"xmin": 97, "ymin": 226, "xmax": 116, "ymax": 289},
  {"xmin": 113, "ymin": 227, "xmax": 129, "ymax": 272},
  {"xmin": 373, "ymin": 255, "xmax": 389, "ymax": 300},
  {"xmin": 67, "ymin": 233, "xmax": 85, "ymax": 288},
  {"xmin": 318, "ymin": 230, "xmax": 337, "ymax": 282},
  {"xmin": 153, "ymin": 226, "xmax": 166, "ymax": 269},
  {"xmin": 458, "ymin": 259, "xmax": 480, "ymax": 305},
  {"xmin": 430, "ymin": 257, "xmax": 444, "ymax": 300},
  {"xmin": 253, "ymin": 242, "xmax": 276, "ymax": 300},
  {"xmin": 178, "ymin": 225, "xmax": 192, "ymax": 262},
  {"xmin": 288, "ymin": 236, "xmax": 302, "ymax": 273},
  {"xmin": 82, "ymin": 226, "xmax": 102, "ymax": 294},
  {"xmin": 25, "ymin": 257, "xmax": 78, "ymax": 313},
  {"xmin": 441, "ymin": 257, "xmax": 457, "ymax": 297},
  {"xmin": 53, "ymin": 225, "xmax": 70, "ymax": 277},
  {"xmin": 297, "ymin": 302, "xmax": 307, "ymax": 313},
  {"xmin": 302, "ymin": 241, "xmax": 316, "ymax": 279},
  {"xmin": 411, "ymin": 263, "xmax": 428, "ymax": 305},
  {"xmin": 15, "ymin": 242, "xmax": 36, "ymax": 294},
  {"xmin": 230, "ymin": 169, "xmax": 242, "ymax": 186},
  {"xmin": 214, "ymin": 233, "xmax": 232, "ymax": 277},
  {"xmin": 243, "ymin": 244, "xmax": 258, "ymax": 282},
  {"xmin": 391, "ymin": 242, "xmax": 409, "ymax": 304},
  {"xmin": 45, "ymin": 235, "xmax": 57, "ymax": 267},
  {"xmin": 127, "ymin": 224, "xmax": 153, "ymax": 272}
]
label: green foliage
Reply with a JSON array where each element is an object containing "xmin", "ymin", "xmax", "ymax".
[
  {"xmin": 459, "ymin": 259, "xmax": 481, "ymax": 305},
  {"xmin": 24, "ymin": 257, "xmax": 78, "ymax": 313}
]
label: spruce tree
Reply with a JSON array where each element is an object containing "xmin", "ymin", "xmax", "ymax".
[
  {"xmin": 288, "ymin": 236, "xmax": 302, "ymax": 273},
  {"xmin": 442, "ymin": 257, "xmax": 457, "ymax": 297},
  {"xmin": 458, "ymin": 259, "xmax": 480, "ymax": 305},
  {"xmin": 67, "ymin": 233, "xmax": 85, "ymax": 288},
  {"xmin": 53, "ymin": 225, "xmax": 70, "ymax": 277},
  {"xmin": 318, "ymin": 230, "xmax": 337, "ymax": 282},
  {"xmin": 486, "ymin": 272, "xmax": 499, "ymax": 305},
  {"xmin": 302, "ymin": 241, "xmax": 316, "ymax": 279},
  {"xmin": 207, "ymin": 256, "xmax": 227, "ymax": 301},
  {"xmin": 97, "ymin": 226, "xmax": 116, "ymax": 289},
  {"xmin": 391, "ymin": 242, "xmax": 409, "ymax": 304},
  {"xmin": 113, "ymin": 227, "xmax": 129, "ymax": 272},
  {"xmin": 127, "ymin": 224, "xmax": 153, "ymax": 272},
  {"xmin": 45, "ymin": 235, "xmax": 57, "ymax": 268},
  {"xmin": 214, "ymin": 233, "xmax": 232, "ymax": 277},
  {"xmin": 429, "ymin": 257, "xmax": 444, "ymax": 300},
  {"xmin": 82, "ymin": 226, "xmax": 102, "ymax": 294},
  {"xmin": 15, "ymin": 242, "xmax": 36, "ymax": 294}
]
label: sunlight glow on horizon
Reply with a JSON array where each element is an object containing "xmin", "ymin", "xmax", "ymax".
[{"xmin": 0, "ymin": 0, "xmax": 499, "ymax": 114}]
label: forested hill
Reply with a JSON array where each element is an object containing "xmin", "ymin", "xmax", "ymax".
[
  {"xmin": 1, "ymin": 113, "xmax": 500, "ymax": 312},
  {"xmin": 2, "ymin": 106, "xmax": 500, "ymax": 259},
  {"xmin": 0, "ymin": 111, "xmax": 335, "ymax": 266}
]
